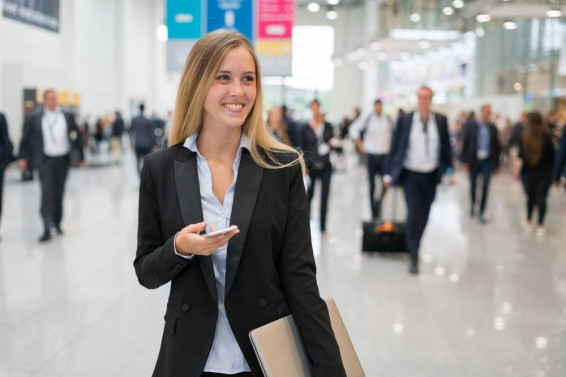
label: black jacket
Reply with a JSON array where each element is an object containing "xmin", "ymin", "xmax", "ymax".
[
  {"xmin": 0, "ymin": 113, "xmax": 14, "ymax": 167},
  {"xmin": 386, "ymin": 111, "xmax": 453, "ymax": 185},
  {"xmin": 18, "ymin": 108, "xmax": 84, "ymax": 168},
  {"xmin": 300, "ymin": 121, "xmax": 333, "ymax": 170},
  {"xmin": 134, "ymin": 144, "xmax": 346, "ymax": 377},
  {"xmin": 460, "ymin": 120, "xmax": 501, "ymax": 168}
]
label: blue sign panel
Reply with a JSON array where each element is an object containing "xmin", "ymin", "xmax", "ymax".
[
  {"xmin": 167, "ymin": 0, "xmax": 202, "ymax": 39},
  {"xmin": 206, "ymin": 0, "xmax": 253, "ymax": 42}
]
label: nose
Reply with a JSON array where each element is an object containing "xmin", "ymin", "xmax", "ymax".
[{"xmin": 229, "ymin": 80, "xmax": 244, "ymax": 97}]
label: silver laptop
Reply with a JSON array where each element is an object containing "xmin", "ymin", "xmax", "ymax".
[{"xmin": 249, "ymin": 298, "xmax": 365, "ymax": 377}]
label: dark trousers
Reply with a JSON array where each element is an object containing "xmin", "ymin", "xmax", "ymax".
[
  {"xmin": 38, "ymin": 156, "xmax": 70, "ymax": 233},
  {"xmin": 0, "ymin": 166, "xmax": 5, "ymax": 225},
  {"xmin": 202, "ymin": 373, "xmax": 252, "ymax": 377},
  {"xmin": 135, "ymin": 146, "xmax": 152, "ymax": 176},
  {"xmin": 521, "ymin": 170, "xmax": 552, "ymax": 225},
  {"xmin": 469, "ymin": 159, "xmax": 493, "ymax": 216},
  {"xmin": 402, "ymin": 169, "xmax": 437, "ymax": 261},
  {"xmin": 367, "ymin": 153, "xmax": 388, "ymax": 218},
  {"xmin": 307, "ymin": 164, "xmax": 332, "ymax": 232}
]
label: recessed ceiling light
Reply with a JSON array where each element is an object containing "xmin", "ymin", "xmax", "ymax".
[
  {"xmin": 514, "ymin": 82, "xmax": 522, "ymax": 91},
  {"xmin": 503, "ymin": 20, "xmax": 517, "ymax": 30},
  {"xmin": 327, "ymin": 0, "xmax": 340, "ymax": 5},
  {"xmin": 452, "ymin": 0, "xmax": 464, "ymax": 9},
  {"xmin": 546, "ymin": 7, "xmax": 563, "ymax": 18},
  {"xmin": 410, "ymin": 13, "xmax": 421, "ymax": 22},
  {"xmin": 476, "ymin": 13, "xmax": 491, "ymax": 23},
  {"xmin": 326, "ymin": 10, "xmax": 338, "ymax": 20},
  {"xmin": 307, "ymin": 2, "xmax": 320, "ymax": 12},
  {"xmin": 443, "ymin": 7, "xmax": 454, "ymax": 16}
]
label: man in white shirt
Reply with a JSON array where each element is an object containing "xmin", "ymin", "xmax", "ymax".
[
  {"xmin": 350, "ymin": 99, "xmax": 393, "ymax": 218},
  {"xmin": 385, "ymin": 86, "xmax": 453, "ymax": 274},
  {"xmin": 18, "ymin": 90, "xmax": 85, "ymax": 242}
]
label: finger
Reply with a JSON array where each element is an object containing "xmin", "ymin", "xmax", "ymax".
[
  {"xmin": 210, "ymin": 224, "xmax": 216, "ymax": 232},
  {"xmin": 185, "ymin": 221, "xmax": 206, "ymax": 234}
]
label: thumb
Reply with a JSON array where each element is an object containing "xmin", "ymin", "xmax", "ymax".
[{"xmin": 185, "ymin": 221, "xmax": 206, "ymax": 234}]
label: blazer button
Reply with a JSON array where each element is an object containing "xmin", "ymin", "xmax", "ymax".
[
  {"xmin": 258, "ymin": 298, "xmax": 268, "ymax": 308},
  {"xmin": 182, "ymin": 303, "xmax": 190, "ymax": 312}
]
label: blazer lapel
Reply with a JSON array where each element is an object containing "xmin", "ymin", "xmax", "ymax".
[
  {"xmin": 225, "ymin": 149, "xmax": 263, "ymax": 298},
  {"xmin": 174, "ymin": 147, "xmax": 217, "ymax": 302}
]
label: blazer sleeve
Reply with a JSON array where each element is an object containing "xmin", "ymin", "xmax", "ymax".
[
  {"xmin": 278, "ymin": 163, "xmax": 346, "ymax": 377},
  {"xmin": 67, "ymin": 114, "xmax": 85, "ymax": 162},
  {"xmin": 18, "ymin": 115, "xmax": 34, "ymax": 160},
  {"xmin": 460, "ymin": 122, "xmax": 471, "ymax": 164},
  {"xmin": 0, "ymin": 114, "xmax": 14, "ymax": 165},
  {"xmin": 134, "ymin": 155, "xmax": 192, "ymax": 289},
  {"xmin": 439, "ymin": 116, "xmax": 453, "ymax": 172},
  {"xmin": 385, "ymin": 115, "xmax": 403, "ymax": 177}
]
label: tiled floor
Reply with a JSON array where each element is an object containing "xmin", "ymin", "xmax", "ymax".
[{"xmin": 1, "ymin": 146, "xmax": 565, "ymax": 377}]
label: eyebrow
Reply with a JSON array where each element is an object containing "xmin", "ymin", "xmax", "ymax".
[{"xmin": 217, "ymin": 70, "xmax": 256, "ymax": 75}]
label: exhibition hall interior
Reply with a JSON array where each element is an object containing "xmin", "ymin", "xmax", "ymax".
[{"xmin": 1, "ymin": 0, "xmax": 566, "ymax": 376}]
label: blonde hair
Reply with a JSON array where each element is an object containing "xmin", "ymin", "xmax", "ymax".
[{"xmin": 169, "ymin": 30, "xmax": 304, "ymax": 171}]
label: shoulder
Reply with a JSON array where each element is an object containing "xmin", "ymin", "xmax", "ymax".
[
  {"xmin": 434, "ymin": 112, "xmax": 448, "ymax": 123},
  {"xmin": 145, "ymin": 143, "xmax": 185, "ymax": 167}
]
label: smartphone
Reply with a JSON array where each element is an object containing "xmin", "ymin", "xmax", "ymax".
[{"xmin": 203, "ymin": 225, "xmax": 238, "ymax": 238}]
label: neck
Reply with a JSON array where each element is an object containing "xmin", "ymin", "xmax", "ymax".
[
  {"xmin": 197, "ymin": 125, "xmax": 242, "ymax": 161},
  {"xmin": 419, "ymin": 110, "xmax": 430, "ymax": 120}
]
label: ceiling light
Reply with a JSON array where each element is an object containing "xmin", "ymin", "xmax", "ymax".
[
  {"xmin": 419, "ymin": 40, "xmax": 431, "ymax": 49},
  {"xmin": 476, "ymin": 26, "xmax": 485, "ymax": 37},
  {"xmin": 370, "ymin": 41, "xmax": 382, "ymax": 50},
  {"xmin": 326, "ymin": 9, "xmax": 338, "ymax": 20},
  {"xmin": 410, "ymin": 13, "xmax": 421, "ymax": 22},
  {"xmin": 503, "ymin": 20, "xmax": 517, "ymax": 30},
  {"xmin": 307, "ymin": 2, "xmax": 320, "ymax": 12},
  {"xmin": 546, "ymin": 7, "xmax": 563, "ymax": 18},
  {"xmin": 514, "ymin": 82, "xmax": 522, "ymax": 91},
  {"xmin": 327, "ymin": 0, "xmax": 340, "ymax": 5},
  {"xmin": 443, "ymin": 7, "xmax": 454, "ymax": 16},
  {"xmin": 452, "ymin": 0, "xmax": 464, "ymax": 9},
  {"xmin": 476, "ymin": 13, "xmax": 491, "ymax": 23}
]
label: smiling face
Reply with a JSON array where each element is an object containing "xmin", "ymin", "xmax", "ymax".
[{"xmin": 202, "ymin": 46, "xmax": 257, "ymax": 132}]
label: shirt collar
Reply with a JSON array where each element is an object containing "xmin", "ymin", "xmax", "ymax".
[
  {"xmin": 183, "ymin": 131, "xmax": 250, "ymax": 156},
  {"xmin": 44, "ymin": 106, "xmax": 62, "ymax": 115}
]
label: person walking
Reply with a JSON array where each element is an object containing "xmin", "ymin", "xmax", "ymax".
[
  {"xmin": 17, "ymin": 89, "xmax": 85, "ymax": 242},
  {"xmin": 0, "ymin": 112, "xmax": 14, "ymax": 240},
  {"xmin": 385, "ymin": 86, "xmax": 453, "ymax": 274},
  {"xmin": 460, "ymin": 104, "xmax": 501, "ymax": 223},
  {"xmin": 131, "ymin": 103, "xmax": 157, "ymax": 175},
  {"xmin": 134, "ymin": 30, "xmax": 346, "ymax": 377},
  {"xmin": 350, "ymin": 99, "xmax": 394, "ymax": 218},
  {"xmin": 513, "ymin": 112, "xmax": 555, "ymax": 237}
]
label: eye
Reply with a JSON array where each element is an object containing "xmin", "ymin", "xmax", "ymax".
[
  {"xmin": 242, "ymin": 75, "xmax": 255, "ymax": 83},
  {"xmin": 216, "ymin": 74, "xmax": 230, "ymax": 81}
]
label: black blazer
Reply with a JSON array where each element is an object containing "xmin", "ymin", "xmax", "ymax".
[
  {"xmin": 134, "ymin": 144, "xmax": 346, "ymax": 377},
  {"xmin": 0, "ymin": 113, "xmax": 14, "ymax": 167},
  {"xmin": 18, "ymin": 108, "xmax": 84, "ymax": 168},
  {"xmin": 300, "ymin": 121, "xmax": 333, "ymax": 170},
  {"xmin": 554, "ymin": 129, "xmax": 566, "ymax": 181},
  {"xmin": 460, "ymin": 120, "xmax": 501, "ymax": 168},
  {"xmin": 386, "ymin": 111, "xmax": 453, "ymax": 185}
]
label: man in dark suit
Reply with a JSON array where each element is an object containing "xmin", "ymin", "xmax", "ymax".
[
  {"xmin": 385, "ymin": 86, "xmax": 453, "ymax": 274},
  {"xmin": 18, "ymin": 89, "xmax": 85, "ymax": 242},
  {"xmin": 460, "ymin": 104, "xmax": 501, "ymax": 223},
  {"xmin": 0, "ymin": 112, "xmax": 15, "ymax": 239},
  {"xmin": 554, "ymin": 126, "xmax": 566, "ymax": 188},
  {"xmin": 131, "ymin": 103, "xmax": 157, "ymax": 175}
]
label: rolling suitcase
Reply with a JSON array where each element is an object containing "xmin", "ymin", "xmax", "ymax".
[{"xmin": 362, "ymin": 188, "xmax": 408, "ymax": 253}]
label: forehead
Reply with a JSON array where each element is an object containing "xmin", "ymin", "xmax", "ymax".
[
  {"xmin": 218, "ymin": 46, "xmax": 255, "ymax": 70},
  {"xmin": 417, "ymin": 88, "xmax": 432, "ymax": 98}
]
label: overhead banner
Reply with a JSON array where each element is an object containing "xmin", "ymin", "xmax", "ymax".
[
  {"xmin": 257, "ymin": 0, "xmax": 294, "ymax": 76},
  {"xmin": 2, "ymin": 0, "xmax": 60, "ymax": 33},
  {"xmin": 207, "ymin": 0, "xmax": 253, "ymax": 41},
  {"xmin": 167, "ymin": 0, "xmax": 203, "ymax": 39}
]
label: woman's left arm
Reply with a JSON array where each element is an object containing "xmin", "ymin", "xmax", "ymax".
[{"xmin": 278, "ymin": 163, "xmax": 347, "ymax": 377}]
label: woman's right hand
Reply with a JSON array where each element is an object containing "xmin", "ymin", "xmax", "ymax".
[{"xmin": 174, "ymin": 222, "xmax": 240, "ymax": 257}]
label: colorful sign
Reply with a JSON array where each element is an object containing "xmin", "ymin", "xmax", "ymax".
[
  {"xmin": 167, "ymin": 0, "xmax": 202, "ymax": 39},
  {"xmin": 257, "ymin": 0, "xmax": 294, "ymax": 75},
  {"xmin": 207, "ymin": 0, "xmax": 253, "ymax": 42}
]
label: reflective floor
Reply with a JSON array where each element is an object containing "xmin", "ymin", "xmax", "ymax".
[{"xmin": 1, "ymin": 145, "xmax": 565, "ymax": 377}]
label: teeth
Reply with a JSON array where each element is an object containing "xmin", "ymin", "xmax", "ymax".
[{"xmin": 224, "ymin": 103, "xmax": 243, "ymax": 110}]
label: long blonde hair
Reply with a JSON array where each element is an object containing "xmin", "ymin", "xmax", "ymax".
[{"xmin": 169, "ymin": 30, "xmax": 304, "ymax": 171}]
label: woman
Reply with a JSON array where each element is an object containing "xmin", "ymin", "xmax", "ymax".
[
  {"xmin": 266, "ymin": 106, "xmax": 291, "ymax": 146},
  {"xmin": 300, "ymin": 99, "xmax": 335, "ymax": 235},
  {"xmin": 134, "ymin": 30, "xmax": 346, "ymax": 377},
  {"xmin": 513, "ymin": 112, "xmax": 555, "ymax": 237}
]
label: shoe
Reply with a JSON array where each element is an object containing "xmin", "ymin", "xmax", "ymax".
[
  {"xmin": 479, "ymin": 216, "xmax": 488, "ymax": 224},
  {"xmin": 39, "ymin": 232, "xmax": 51, "ymax": 242},
  {"xmin": 54, "ymin": 226, "xmax": 63, "ymax": 235},
  {"xmin": 470, "ymin": 208, "xmax": 475, "ymax": 218},
  {"xmin": 522, "ymin": 221, "xmax": 533, "ymax": 231},
  {"xmin": 409, "ymin": 259, "xmax": 419, "ymax": 274},
  {"xmin": 536, "ymin": 226, "xmax": 546, "ymax": 238}
]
